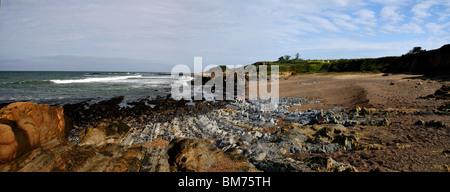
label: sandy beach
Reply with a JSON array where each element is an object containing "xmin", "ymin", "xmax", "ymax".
[
  {"xmin": 280, "ymin": 73, "xmax": 445, "ymax": 110},
  {"xmin": 279, "ymin": 73, "xmax": 450, "ymax": 171}
]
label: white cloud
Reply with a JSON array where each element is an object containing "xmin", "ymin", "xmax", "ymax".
[
  {"xmin": 411, "ymin": 1, "xmax": 435, "ymax": 22},
  {"xmin": 303, "ymin": 16, "xmax": 340, "ymax": 32},
  {"xmin": 334, "ymin": 0, "xmax": 354, "ymax": 7},
  {"xmin": 0, "ymin": 0, "xmax": 449, "ymax": 70},
  {"xmin": 381, "ymin": 22, "xmax": 425, "ymax": 34},
  {"xmin": 426, "ymin": 22, "xmax": 450, "ymax": 34},
  {"xmin": 380, "ymin": 6, "xmax": 404, "ymax": 23},
  {"xmin": 438, "ymin": 11, "xmax": 450, "ymax": 21},
  {"xmin": 327, "ymin": 12, "xmax": 360, "ymax": 31},
  {"xmin": 368, "ymin": 0, "xmax": 409, "ymax": 6},
  {"xmin": 400, "ymin": 23, "xmax": 425, "ymax": 34},
  {"xmin": 354, "ymin": 9, "xmax": 377, "ymax": 27}
]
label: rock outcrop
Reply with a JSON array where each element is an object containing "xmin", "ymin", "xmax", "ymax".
[
  {"xmin": 1, "ymin": 97, "xmax": 384, "ymax": 172},
  {"xmin": 166, "ymin": 138, "xmax": 258, "ymax": 172},
  {"xmin": 0, "ymin": 102, "xmax": 67, "ymax": 163},
  {"xmin": 0, "ymin": 142, "xmax": 147, "ymax": 172},
  {"xmin": 76, "ymin": 119, "xmax": 131, "ymax": 146}
]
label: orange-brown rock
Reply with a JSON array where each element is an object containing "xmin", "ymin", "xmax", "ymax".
[
  {"xmin": 0, "ymin": 124, "xmax": 19, "ymax": 164},
  {"xmin": 280, "ymin": 71, "xmax": 293, "ymax": 78},
  {"xmin": 0, "ymin": 102, "xmax": 66, "ymax": 163}
]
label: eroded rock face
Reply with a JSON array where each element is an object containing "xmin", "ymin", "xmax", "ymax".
[
  {"xmin": 0, "ymin": 124, "xmax": 19, "ymax": 164},
  {"xmin": 0, "ymin": 102, "xmax": 66, "ymax": 163}
]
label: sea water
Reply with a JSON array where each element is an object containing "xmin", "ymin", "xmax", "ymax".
[{"xmin": 0, "ymin": 71, "xmax": 192, "ymax": 105}]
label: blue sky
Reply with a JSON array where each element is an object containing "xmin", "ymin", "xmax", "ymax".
[{"xmin": 0, "ymin": 0, "xmax": 449, "ymax": 72}]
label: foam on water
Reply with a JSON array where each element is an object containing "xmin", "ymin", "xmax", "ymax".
[{"xmin": 50, "ymin": 75, "xmax": 143, "ymax": 84}]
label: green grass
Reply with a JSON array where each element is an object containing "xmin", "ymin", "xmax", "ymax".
[
  {"xmin": 253, "ymin": 60, "xmax": 332, "ymax": 75},
  {"xmin": 252, "ymin": 57, "xmax": 399, "ymax": 76}
]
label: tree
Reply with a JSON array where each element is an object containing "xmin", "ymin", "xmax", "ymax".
[
  {"xmin": 283, "ymin": 55, "xmax": 291, "ymax": 60},
  {"xmin": 278, "ymin": 56, "xmax": 285, "ymax": 62},
  {"xmin": 294, "ymin": 53, "xmax": 300, "ymax": 60},
  {"xmin": 407, "ymin": 47, "xmax": 426, "ymax": 55}
]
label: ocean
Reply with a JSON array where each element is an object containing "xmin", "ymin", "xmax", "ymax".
[{"xmin": 0, "ymin": 71, "xmax": 192, "ymax": 105}]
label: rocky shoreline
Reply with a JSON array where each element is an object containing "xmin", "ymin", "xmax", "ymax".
[
  {"xmin": 0, "ymin": 95, "xmax": 359, "ymax": 172},
  {"xmin": 1, "ymin": 74, "xmax": 449, "ymax": 172}
]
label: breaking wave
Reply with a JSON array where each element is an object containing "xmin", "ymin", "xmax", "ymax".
[{"xmin": 50, "ymin": 75, "xmax": 143, "ymax": 84}]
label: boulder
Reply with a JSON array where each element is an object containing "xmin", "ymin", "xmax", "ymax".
[
  {"xmin": 414, "ymin": 120, "xmax": 426, "ymax": 126},
  {"xmin": 323, "ymin": 157, "xmax": 357, "ymax": 172},
  {"xmin": 0, "ymin": 102, "xmax": 67, "ymax": 163},
  {"xmin": 0, "ymin": 124, "xmax": 19, "ymax": 164},
  {"xmin": 79, "ymin": 119, "xmax": 131, "ymax": 146},
  {"xmin": 166, "ymin": 138, "xmax": 257, "ymax": 172},
  {"xmin": 425, "ymin": 120, "xmax": 447, "ymax": 128}
]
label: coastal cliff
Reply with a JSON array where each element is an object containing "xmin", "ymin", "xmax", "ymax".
[{"xmin": 388, "ymin": 44, "xmax": 450, "ymax": 75}]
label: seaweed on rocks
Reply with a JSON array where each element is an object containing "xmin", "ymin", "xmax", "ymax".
[
  {"xmin": 63, "ymin": 96, "xmax": 226, "ymax": 127},
  {"xmin": 0, "ymin": 102, "xmax": 12, "ymax": 109},
  {"xmin": 63, "ymin": 96, "xmax": 125, "ymax": 127}
]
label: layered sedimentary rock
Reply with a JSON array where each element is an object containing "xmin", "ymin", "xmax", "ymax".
[
  {"xmin": 0, "ymin": 97, "xmax": 380, "ymax": 172},
  {"xmin": 0, "ymin": 102, "xmax": 67, "ymax": 163}
]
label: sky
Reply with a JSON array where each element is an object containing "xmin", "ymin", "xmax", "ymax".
[{"xmin": 0, "ymin": 0, "xmax": 449, "ymax": 72}]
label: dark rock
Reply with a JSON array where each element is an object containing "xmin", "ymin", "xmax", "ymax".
[
  {"xmin": 253, "ymin": 158, "xmax": 311, "ymax": 172},
  {"xmin": 415, "ymin": 120, "xmax": 425, "ymax": 126},
  {"xmin": 254, "ymin": 156, "xmax": 357, "ymax": 172},
  {"xmin": 425, "ymin": 120, "xmax": 447, "ymax": 128},
  {"xmin": 438, "ymin": 102, "xmax": 450, "ymax": 112},
  {"xmin": 418, "ymin": 85, "xmax": 450, "ymax": 100}
]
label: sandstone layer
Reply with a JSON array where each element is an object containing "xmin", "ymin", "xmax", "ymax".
[{"xmin": 0, "ymin": 102, "xmax": 67, "ymax": 163}]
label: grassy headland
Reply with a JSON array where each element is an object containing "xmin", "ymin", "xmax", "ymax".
[{"xmin": 251, "ymin": 44, "xmax": 450, "ymax": 77}]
